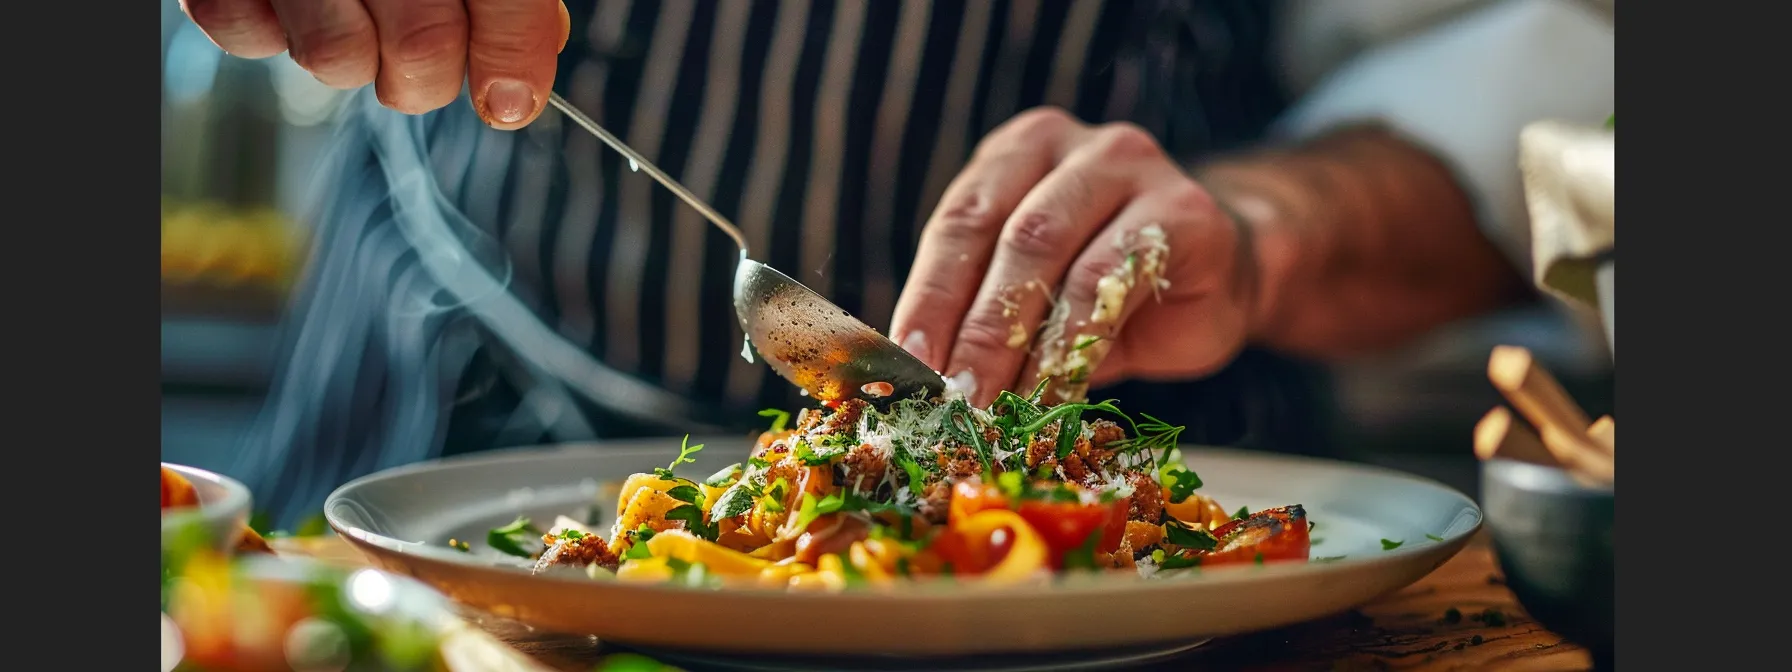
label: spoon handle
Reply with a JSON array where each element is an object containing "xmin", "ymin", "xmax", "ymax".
[{"xmin": 546, "ymin": 92, "xmax": 749, "ymax": 256}]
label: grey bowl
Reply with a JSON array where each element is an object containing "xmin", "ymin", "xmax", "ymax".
[{"xmin": 1480, "ymin": 459, "xmax": 1613, "ymax": 669}]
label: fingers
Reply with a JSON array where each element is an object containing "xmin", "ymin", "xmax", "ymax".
[
  {"xmin": 363, "ymin": 0, "xmax": 469, "ymax": 114},
  {"xmin": 183, "ymin": 0, "xmax": 288, "ymax": 58},
  {"xmin": 465, "ymin": 0, "xmax": 565, "ymax": 129},
  {"xmin": 1023, "ymin": 182, "xmax": 1249, "ymax": 399},
  {"xmin": 889, "ymin": 110, "xmax": 1086, "ymax": 373},
  {"xmin": 939, "ymin": 128, "xmax": 1159, "ymax": 406},
  {"xmin": 267, "ymin": 0, "xmax": 378, "ymax": 89}
]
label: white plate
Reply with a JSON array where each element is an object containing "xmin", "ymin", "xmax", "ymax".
[{"xmin": 325, "ymin": 439, "xmax": 1480, "ymax": 657}]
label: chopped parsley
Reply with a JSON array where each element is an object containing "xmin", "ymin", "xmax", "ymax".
[
  {"xmin": 1443, "ymin": 607, "xmax": 1463, "ymax": 624},
  {"xmin": 486, "ymin": 516, "xmax": 543, "ymax": 559},
  {"xmin": 792, "ymin": 492, "xmax": 848, "ymax": 531},
  {"xmin": 1253, "ymin": 552, "xmax": 1264, "ymax": 565},
  {"xmin": 1380, "ymin": 538, "xmax": 1404, "ymax": 550},
  {"xmin": 897, "ymin": 455, "xmax": 928, "ymax": 489},
  {"xmin": 1158, "ymin": 460, "xmax": 1204, "ymax": 503},
  {"xmin": 1425, "ymin": 533, "xmax": 1445, "ymax": 542},
  {"xmin": 1233, "ymin": 506, "xmax": 1250, "ymax": 520}
]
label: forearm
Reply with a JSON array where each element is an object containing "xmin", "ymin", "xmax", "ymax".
[{"xmin": 1197, "ymin": 125, "xmax": 1530, "ymax": 360}]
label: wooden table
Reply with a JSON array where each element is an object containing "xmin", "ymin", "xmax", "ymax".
[{"xmin": 274, "ymin": 532, "xmax": 1591, "ymax": 671}]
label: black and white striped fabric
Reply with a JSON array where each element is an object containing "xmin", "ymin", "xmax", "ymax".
[{"xmin": 244, "ymin": 0, "xmax": 1328, "ymax": 526}]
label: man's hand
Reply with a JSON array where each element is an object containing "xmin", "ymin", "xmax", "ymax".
[
  {"xmin": 180, "ymin": 0, "xmax": 571, "ymax": 129},
  {"xmin": 889, "ymin": 108, "xmax": 1260, "ymax": 408}
]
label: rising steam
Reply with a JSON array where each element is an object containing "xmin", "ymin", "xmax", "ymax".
[{"xmin": 235, "ymin": 91, "xmax": 725, "ymax": 527}]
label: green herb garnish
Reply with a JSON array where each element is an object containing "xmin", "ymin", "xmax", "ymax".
[
  {"xmin": 1156, "ymin": 550, "xmax": 1203, "ymax": 570},
  {"xmin": 1164, "ymin": 523, "xmax": 1218, "ymax": 552},
  {"xmin": 1233, "ymin": 506, "xmax": 1250, "ymax": 520},
  {"xmin": 653, "ymin": 435, "xmax": 705, "ymax": 479},
  {"xmin": 1060, "ymin": 528, "xmax": 1104, "ymax": 571},
  {"xmin": 487, "ymin": 516, "xmax": 543, "ymax": 559},
  {"xmin": 1425, "ymin": 533, "xmax": 1445, "ymax": 542},
  {"xmin": 708, "ymin": 482, "xmax": 762, "ymax": 521},
  {"xmin": 448, "ymin": 538, "xmax": 471, "ymax": 552},
  {"xmin": 1313, "ymin": 555, "xmax": 1346, "ymax": 562},
  {"xmin": 758, "ymin": 408, "xmax": 792, "ymax": 433},
  {"xmin": 1073, "ymin": 334, "xmax": 1103, "ymax": 350},
  {"xmin": 623, "ymin": 526, "xmax": 656, "ymax": 560},
  {"xmin": 704, "ymin": 463, "xmax": 743, "ymax": 487},
  {"xmin": 1159, "ymin": 460, "xmax": 1204, "ymax": 504},
  {"xmin": 1381, "ymin": 538, "xmax": 1404, "ymax": 550}
]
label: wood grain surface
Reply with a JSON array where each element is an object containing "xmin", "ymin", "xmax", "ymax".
[{"xmin": 273, "ymin": 532, "xmax": 1591, "ymax": 671}]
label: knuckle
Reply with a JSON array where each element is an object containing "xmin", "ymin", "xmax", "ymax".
[
  {"xmin": 291, "ymin": 25, "xmax": 377, "ymax": 79},
  {"xmin": 1062, "ymin": 257, "xmax": 1118, "ymax": 305},
  {"xmin": 390, "ymin": 17, "xmax": 469, "ymax": 70},
  {"xmin": 182, "ymin": 0, "xmax": 255, "ymax": 31},
  {"xmin": 999, "ymin": 211, "xmax": 1068, "ymax": 259},
  {"xmin": 1008, "ymin": 106, "xmax": 1078, "ymax": 136},
  {"xmin": 923, "ymin": 200, "xmax": 998, "ymax": 244},
  {"xmin": 954, "ymin": 314, "xmax": 1016, "ymax": 355},
  {"xmin": 1090, "ymin": 122, "xmax": 1163, "ymax": 161}
]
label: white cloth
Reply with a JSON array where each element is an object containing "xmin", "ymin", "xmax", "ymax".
[
  {"xmin": 1275, "ymin": 0, "xmax": 1615, "ymax": 276},
  {"xmin": 1519, "ymin": 120, "xmax": 1615, "ymax": 354}
]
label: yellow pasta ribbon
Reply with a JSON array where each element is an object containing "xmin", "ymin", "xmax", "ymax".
[{"xmin": 645, "ymin": 530, "xmax": 771, "ymax": 576}]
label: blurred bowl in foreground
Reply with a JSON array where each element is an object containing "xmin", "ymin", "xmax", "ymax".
[
  {"xmin": 1480, "ymin": 458, "xmax": 1614, "ymax": 669},
  {"xmin": 161, "ymin": 462, "xmax": 251, "ymax": 554}
]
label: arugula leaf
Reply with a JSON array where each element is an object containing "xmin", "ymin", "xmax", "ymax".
[
  {"xmin": 1164, "ymin": 523, "xmax": 1218, "ymax": 552},
  {"xmin": 747, "ymin": 456, "xmax": 771, "ymax": 469},
  {"xmin": 1054, "ymin": 408, "xmax": 1084, "ymax": 460},
  {"xmin": 1233, "ymin": 506, "xmax": 1250, "ymax": 520},
  {"xmin": 758, "ymin": 408, "xmax": 792, "ymax": 433},
  {"xmin": 1381, "ymin": 538, "xmax": 1404, "ymax": 550},
  {"xmin": 486, "ymin": 516, "xmax": 543, "ymax": 559},
  {"xmin": 557, "ymin": 529, "xmax": 586, "ymax": 541},
  {"xmin": 943, "ymin": 399, "xmax": 993, "ymax": 473},
  {"xmin": 666, "ymin": 504, "xmax": 719, "ymax": 541},
  {"xmin": 665, "ymin": 485, "xmax": 705, "ymax": 505},
  {"xmin": 704, "ymin": 463, "xmax": 743, "ymax": 487},
  {"xmin": 1073, "ymin": 334, "xmax": 1103, "ymax": 351},
  {"xmin": 1425, "ymin": 533, "xmax": 1445, "ymax": 542},
  {"xmin": 1027, "ymin": 377, "xmax": 1052, "ymax": 403},
  {"xmin": 708, "ymin": 482, "xmax": 762, "ymax": 521}
]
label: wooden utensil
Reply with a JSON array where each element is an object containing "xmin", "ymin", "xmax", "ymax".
[
  {"xmin": 1587, "ymin": 415, "xmax": 1615, "ymax": 453},
  {"xmin": 1486, "ymin": 346, "xmax": 1614, "ymax": 485},
  {"xmin": 1474, "ymin": 406, "xmax": 1555, "ymax": 466}
]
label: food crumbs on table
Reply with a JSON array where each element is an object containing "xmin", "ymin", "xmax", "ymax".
[
  {"xmin": 449, "ymin": 538, "xmax": 471, "ymax": 552},
  {"xmin": 1454, "ymin": 642, "xmax": 1466, "ymax": 651},
  {"xmin": 1380, "ymin": 538, "xmax": 1404, "ymax": 550},
  {"xmin": 1486, "ymin": 574, "xmax": 1504, "ymax": 585},
  {"xmin": 1480, "ymin": 608, "xmax": 1507, "ymax": 627},
  {"xmin": 1471, "ymin": 634, "xmax": 1484, "ymax": 645},
  {"xmin": 1442, "ymin": 607, "xmax": 1462, "ymax": 624}
]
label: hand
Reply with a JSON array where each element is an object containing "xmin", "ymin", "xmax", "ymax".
[
  {"xmin": 889, "ymin": 108, "xmax": 1260, "ymax": 408},
  {"xmin": 180, "ymin": 0, "xmax": 571, "ymax": 128}
]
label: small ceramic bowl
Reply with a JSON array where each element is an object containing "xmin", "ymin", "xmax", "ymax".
[
  {"xmin": 1480, "ymin": 458, "xmax": 1614, "ymax": 669},
  {"xmin": 161, "ymin": 462, "xmax": 253, "ymax": 554}
]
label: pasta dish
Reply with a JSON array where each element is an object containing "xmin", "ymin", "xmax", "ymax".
[{"xmin": 483, "ymin": 390, "xmax": 1309, "ymax": 590}]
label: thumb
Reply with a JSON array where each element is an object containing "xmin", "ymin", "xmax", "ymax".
[{"xmin": 465, "ymin": 0, "xmax": 566, "ymax": 129}]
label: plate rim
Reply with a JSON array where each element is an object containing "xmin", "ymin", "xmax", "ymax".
[{"xmin": 324, "ymin": 439, "xmax": 1483, "ymax": 603}]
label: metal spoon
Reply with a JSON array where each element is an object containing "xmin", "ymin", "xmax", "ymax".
[{"xmin": 546, "ymin": 93, "xmax": 946, "ymax": 406}]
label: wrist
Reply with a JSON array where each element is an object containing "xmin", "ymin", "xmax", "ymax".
[{"xmin": 1194, "ymin": 160, "xmax": 1313, "ymax": 348}]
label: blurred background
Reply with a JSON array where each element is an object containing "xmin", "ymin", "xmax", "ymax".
[
  {"xmin": 160, "ymin": 0, "xmax": 1613, "ymax": 502},
  {"xmin": 160, "ymin": 0, "xmax": 345, "ymax": 474}
]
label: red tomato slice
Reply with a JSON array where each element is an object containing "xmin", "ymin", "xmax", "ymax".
[
  {"xmin": 1197, "ymin": 505, "xmax": 1310, "ymax": 567},
  {"xmin": 1014, "ymin": 497, "xmax": 1129, "ymax": 568}
]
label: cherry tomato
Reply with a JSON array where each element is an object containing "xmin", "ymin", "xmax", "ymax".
[
  {"xmin": 1198, "ymin": 505, "xmax": 1310, "ymax": 567},
  {"xmin": 921, "ymin": 528, "xmax": 992, "ymax": 575},
  {"xmin": 1014, "ymin": 497, "xmax": 1130, "ymax": 568}
]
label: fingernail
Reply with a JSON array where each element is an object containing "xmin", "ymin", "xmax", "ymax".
[
  {"xmin": 945, "ymin": 369, "xmax": 979, "ymax": 400},
  {"xmin": 483, "ymin": 79, "xmax": 537, "ymax": 124},
  {"xmin": 900, "ymin": 331, "xmax": 930, "ymax": 363}
]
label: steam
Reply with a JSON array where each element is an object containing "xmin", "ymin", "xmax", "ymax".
[{"xmin": 236, "ymin": 91, "xmax": 726, "ymax": 527}]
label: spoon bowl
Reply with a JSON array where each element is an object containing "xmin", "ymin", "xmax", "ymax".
[
  {"xmin": 734, "ymin": 259, "xmax": 945, "ymax": 406},
  {"xmin": 547, "ymin": 93, "xmax": 946, "ymax": 406}
]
